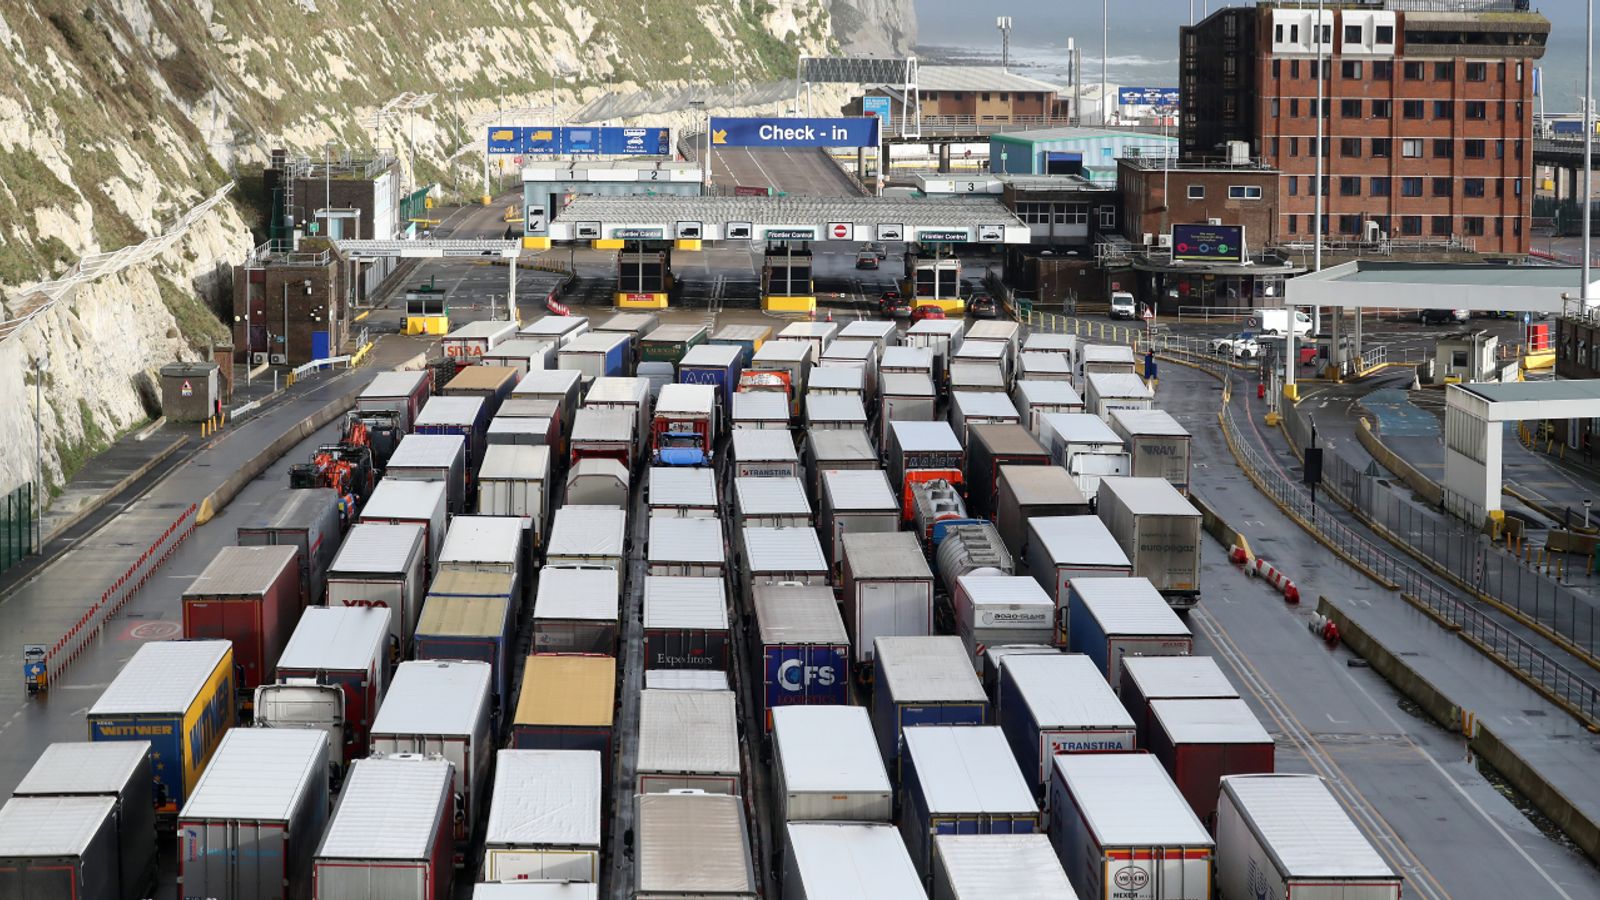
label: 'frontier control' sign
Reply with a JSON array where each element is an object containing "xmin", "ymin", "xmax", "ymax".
[{"xmin": 710, "ymin": 117, "xmax": 880, "ymax": 148}]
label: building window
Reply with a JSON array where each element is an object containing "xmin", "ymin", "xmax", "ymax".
[
  {"xmin": 1099, "ymin": 206, "xmax": 1116, "ymax": 228},
  {"xmin": 1341, "ymin": 137, "xmax": 1362, "ymax": 157},
  {"xmin": 1289, "ymin": 24, "xmax": 1300, "ymax": 44},
  {"xmin": 1271, "ymin": 99, "xmax": 1280, "ymax": 117},
  {"xmin": 1188, "ymin": 185, "xmax": 1205, "ymax": 200},
  {"xmin": 1465, "ymin": 101, "xmax": 1486, "ymax": 120},
  {"xmin": 1061, "ymin": 205, "xmax": 1089, "ymax": 225},
  {"xmin": 1228, "ymin": 185, "xmax": 1264, "ymax": 200},
  {"xmin": 1344, "ymin": 24, "xmax": 1362, "ymax": 43},
  {"xmin": 999, "ymin": 93, "xmax": 1009, "ymax": 101},
  {"xmin": 1515, "ymin": 178, "xmax": 1523, "ymax": 197},
  {"xmin": 1401, "ymin": 139, "xmax": 1423, "ymax": 158},
  {"xmin": 1340, "ymin": 176, "xmax": 1361, "ymax": 197},
  {"xmin": 1288, "ymin": 176, "xmax": 1299, "ymax": 196},
  {"xmin": 1463, "ymin": 140, "xmax": 1486, "ymax": 159},
  {"xmin": 1320, "ymin": 23, "xmax": 1333, "ymax": 45},
  {"xmin": 1463, "ymin": 217, "xmax": 1485, "ymax": 237},
  {"xmin": 1015, "ymin": 203, "xmax": 1050, "ymax": 224},
  {"xmin": 1373, "ymin": 60, "xmax": 1394, "ymax": 81},
  {"xmin": 1275, "ymin": 23, "xmax": 1284, "ymax": 42},
  {"xmin": 1516, "ymin": 140, "xmax": 1524, "ymax": 160},
  {"xmin": 1495, "ymin": 140, "xmax": 1504, "ymax": 159},
  {"xmin": 1320, "ymin": 175, "xmax": 1330, "ymax": 196},
  {"xmin": 1370, "ymin": 138, "xmax": 1391, "ymax": 157},
  {"xmin": 1495, "ymin": 179, "xmax": 1503, "ymax": 198},
  {"xmin": 1403, "ymin": 100, "xmax": 1425, "ymax": 119},
  {"xmin": 1288, "ymin": 214, "xmax": 1298, "ymax": 234},
  {"xmin": 1433, "ymin": 100, "xmax": 1453, "ymax": 119},
  {"xmin": 1401, "ymin": 177, "xmax": 1423, "ymax": 197},
  {"xmin": 1290, "ymin": 59, "xmax": 1300, "ymax": 79},
  {"xmin": 1404, "ymin": 61, "xmax": 1425, "ymax": 80},
  {"xmin": 1289, "ymin": 137, "xmax": 1300, "ymax": 156},
  {"xmin": 1341, "ymin": 99, "xmax": 1362, "ymax": 118},
  {"xmin": 1401, "ymin": 215, "xmax": 1422, "ymax": 235},
  {"xmin": 1434, "ymin": 62, "xmax": 1454, "ymax": 81},
  {"xmin": 1342, "ymin": 60, "xmax": 1363, "ymax": 80},
  {"xmin": 1432, "ymin": 177, "xmax": 1452, "ymax": 198},
  {"xmin": 1371, "ymin": 99, "xmax": 1392, "ymax": 118},
  {"xmin": 1516, "ymin": 101, "xmax": 1525, "ymax": 121},
  {"xmin": 1433, "ymin": 139, "xmax": 1452, "ymax": 159},
  {"xmin": 1466, "ymin": 62, "xmax": 1488, "ymax": 82},
  {"xmin": 1370, "ymin": 177, "xmax": 1391, "ymax": 197},
  {"xmin": 925, "ymin": 92, "xmax": 939, "ymax": 100},
  {"xmin": 1273, "ymin": 59, "xmax": 1282, "ymax": 78},
  {"xmin": 1376, "ymin": 24, "xmax": 1394, "ymax": 43},
  {"xmin": 1431, "ymin": 215, "xmax": 1452, "ymax": 236},
  {"xmin": 1338, "ymin": 214, "xmax": 1361, "ymax": 234},
  {"xmin": 1290, "ymin": 98, "xmax": 1300, "ymax": 117},
  {"xmin": 1270, "ymin": 137, "xmax": 1279, "ymax": 158}
]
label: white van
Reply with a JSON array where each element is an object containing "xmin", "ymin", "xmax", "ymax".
[
  {"xmin": 1109, "ymin": 292, "xmax": 1137, "ymax": 320},
  {"xmin": 1251, "ymin": 308, "xmax": 1314, "ymax": 337}
]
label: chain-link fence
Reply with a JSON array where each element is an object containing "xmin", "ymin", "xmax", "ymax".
[{"xmin": 0, "ymin": 484, "xmax": 35, "ymax": 574}]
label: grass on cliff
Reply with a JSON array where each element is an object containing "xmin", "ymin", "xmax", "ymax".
[
  {"xmin": 49, "ymin": 399, "xmax": 109, "ymax": 497},
  {"xmin": 157, "ymin": 275, "xmax": 230, "ymax": 353}
]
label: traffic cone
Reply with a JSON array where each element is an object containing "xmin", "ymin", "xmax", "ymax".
[{"xmin": 825, "ymin": 310, "xmax": 833, "ymax": 323}]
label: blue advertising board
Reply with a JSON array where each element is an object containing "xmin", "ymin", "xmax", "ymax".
[
  {"xmin": 710, "ymin": 117, "xmax": 880, "ymax": 148},
  {"xmin": 1118, "ymin": 86, "xmax": 1181, "ymax": 108},
  {"xmin": 862, "ymin": 96, "xmax": 892, "ymax": 130},
  {"xmin": 486, "ymin": 126, "xmax": 670, "ymax": 155},
  {"xmin": 1171, "ymin": 223, "xmax": 1245, "ymax": 263}
]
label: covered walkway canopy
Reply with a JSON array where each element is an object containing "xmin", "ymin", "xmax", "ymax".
[
  {"xmin": 1445, "ymin": 380, "xmax": 1600, "ymax": 520},
  {"xmin": 1288, "ymin": 260, "xmax": 1597, "ymax": 315},
  {"xmin": 547, "ymin": 195, "xmax": 1031, "ymax": 244}
]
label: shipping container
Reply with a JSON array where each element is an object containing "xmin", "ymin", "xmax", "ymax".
[
  {"xmin": 746, "ymin": 340, "xmax": 813, "ymax": 416},
  {"xmin": 840, "ymin": 532, "xmax": 934, "ymax": 672},
  {"xmin": 182, "ymin": 545, "xmax": 301, "ymax": 695},
  {"xmin": 741, "ymin": 527, "xmax": 830, "ymax": 603},
  {"xmin": 360, "ymin": 478, "xmax": 448, "ymax": 578},
  {"xmin": 1016, "ymin": 351, "xmax": 1073, "ymax": 383},
  {"xmin": 731, "ymin": 429, "xmax": 801, "ymax": 479},
  {"xmin": 804, "ymin": 430, "xmax": 878, "ymax": 500},
  {"xmin": 480, "ymin": 338, "xmax": 556, "ymax": 378},
  {"xmin": 734, "ymin": 476, "xmax": 813, "ymax": 529},
  {"xmin": 754, "ymin": 586, "xmax": 850, "ymax": 730},
  {"xmin": 558, "ymin": 332, "xmax": 633, "ymax": 383},
  {"xmin": 415, "ymin": 396, "xmax": 490, "ymax": 476},
  {"xmin": 635, "ymin": 792, "xmax": 756, "ymax": 899},
  {"xmin": 783, "ymin": 822, "xmax": 924, "ymax": 900},
  {"xmin": 930, "ymin": 833, "xmax": 1075, "ymax": 900},
  {"xmin": 88, "ymin": 640, "xmax": 235, "ymax": 819},
  {"xmin": 1149, "ymin": 698, "xmax": 1275, "ymax": 829},
  {"xmin": 1047, "ymin": 754, "xmax": 1212, "ymax": 900},
  {"xmin": 1067, "ymin": 578, "xmax": 1193, "ymax": 688},
  {"xmin": 948, "ymin": 392, "xmax": 1020, "ymax": 445},
  {"xmin": 1119, "ymin": 656, "xmax": 1239, "ymax": 749},
  {"xmin": 14, "ymin": 742, "xmax": 157, "ymax": 900},
  {"xmin": 1037, "ymin": 413, "xmax": 1128, "ymax": 501},
  {"xmin": 581, "ymin": 376, "xmax": 651, "ymax": 457},
  {"xmin": 1080, "ymin": 344, "xmax": 1136, "ymax": 377},
  {"xmin": 732, "ymin": 390, "xmax": 791, "ymax": 430},
  {"xmin": 777, "ymin": 322, "xmax": 839, "ymax": 362},
  {"xmin": 357, "ymin": 370, "xmax": 431, "ymax": 432},
  {"xmin": 644, "ymin": 511, "xmax": 725, "ymax": 581},
  {"xmin": 905, "ymin": 319, "xmax": 965, "ymax": 387},
  {"xmin": 997, "ymin": 654, "xmax": 1136, "ymax": 789},
  {"xmin": 819, "ymin": 339, "xmax": 879, "ymax": 398},
  {"xmin": 1216, "ymin": 775, "xmax": 1401, "ymax": 900},
  {"xmin": 519, "ymin": 314, "xmax": 589, "ymax": 350},
  {"xmin": 645, "ymin": 669, "xmax": 730, "ymax": 691},
  {"xmin": 952, "ymin": 340, "xmax": 1011, "ymax": 386},
  {"xmin": 1096, "ymin": 477, "xmax": 1203, "ymax": 608},
  {"xmin": 948, "ymin": 362, "xmax": 1007, "ymax": 394},
  {"xmin": 264, "ymin": 607, "xmax": 391, "ymax": 769},
  {"xmin": 806, "ymin": 365, "xmax": 865, "ymax": 401},
  {"xmin": 327, "ymin": 523, "xmax": 427, "ymax": 653},
  {"xmin": 871, "ymin": 636, "xmax": 988, "ymax": 784},
  {"xmin": 545, "ymin": 507, "xmax": 628, "ymax": 592},
  {"xmin": 1108, "ymin": 409, "xmax": 1193, "ymax": 495},
  {"xmin": 533, "ymin": 567, "xmax": 620, "ymax": 655},
  {"xmin": 819, "ymin": 469, "xmax": 899, "ymax": 570},
  {"xmin": 482, "ymin": 750, "xmax": 603, "ymax": 884},
  {"xmin": 979, "ymin": 645, "xmax": 1061, "ymax": 715},
  {"xmin": 0, "ymin": 796, "xmax": 120, "ymax": 900},
  {"xmin": 370, "ymin": 661, "xmax": 493, "ymax": 855},
  {"xmin": 652, "ymin": 384, "xmax": 718, "ymax": 466},
  {"xmin": 879, "ymin": 374, "xmax": 937, "ymax": 448},
  {"xmin": 568, "ymin": 408, "xmax": 635, "ymax": 469},
  {"xmin": 881, "ymin": 345, "xmax": 935, "ymax": 379},
  {"xmin": 386, "ymin": 434, "xmax": 469, "ymax": 515},
  {"xmin": 646, "ymin": 466, "xmax": 718, "ymax": 518},
  {"xmin": 237, "ymin": 488, "xmax": 342, "ymax": 607},
  {"xmin": 177, "ymin": 728, "xmax": 330, "ymax": 900},
  {"xmin": 994, "ymin": 466, "xmax": 1089, "ymax": 564},
  {"xmin": 709, "ymin": 324, "xmax": 772, "ymax": 368},
  {"xmin": 478, "ymin": 444, "xmax": 551, "ymax": 548},
  {"xmin": 1022, "ymin": 332, "xmax": 1077, "ymax": 361},
  {"xmin": 771, "ymin": 706, "xmax": 891, "ymax": 837},
  {"xmin": 952, "ymin": 575, "xmax": 1054, "ymax": 669},
  {"xmin": 442, "ymin": 320, "xmax": 517, "ymax": 363},
  {"xmin": 509, "ymin": 656, "xmax": 615, "ymax": 780},
  {"xmin": 1011, "ymin": 380, "xmax": 1084, "ymax": 439},
  {"xmin": 443, "ymin": 365, "xmax": 518, "ymax": 418},
  {"xmin": 644, "ymin": 575, "xmax": 730, "ymax": 670},
  {"xmin": 312, "ymin": 756, "xmax": 455, "ymax": 900},
  {"xmin": 965, "ymin": 425, "xmax": 1049, "ymax": 521},
  {"xmin": 900, "ymin": 726, "xmax": 1040, "ymax": 880},
  {"xmin": 414, "ymin": 595, "xmax": 515, "ymax": 716},
  {"xmin": 1084, "ymin": 373, "xmax": 1153, "ymax": 422},
  {"xmin": 678, "ymin": 343, "xmax": 743, "ymax": 409},
  {"xmin": 640, "ymin": 324, "xmax": 709, "ymax": 367},
  {"xmin": 636, "ymin": 689, "xmax": 741, "ymax": 795},
  {"xmin": 1024, "ymin": 517, "xmax": 1132, "ymax": 643},
  {"xmin": 806, "ymin": 393, "xmax": 869, "ymax": 432},
  {"xmin": 837, "ymin": 318, "xmax": 898, "ymax": 349}
]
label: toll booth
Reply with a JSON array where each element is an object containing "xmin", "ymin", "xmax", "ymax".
[
  {"xmin": 617, "ymin": 243, "xmax": 674, "ymax": 309},
  {"xmin": 403, "ymin": 278, "xmax": 450, "ymax": 335},
  {"xmin": 902, "ymin": 243, "xmax": 964, "ymax": 313},
  {"xmin": 762, "ymin": 243, "xmax": 815, "ymax": 313}
]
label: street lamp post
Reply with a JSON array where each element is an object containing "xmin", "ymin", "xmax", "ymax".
[{"xmin": 689, "ymin": 99, "xmax": 708, "ymax": 190}]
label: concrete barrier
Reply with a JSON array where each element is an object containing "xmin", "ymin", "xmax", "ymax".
[
  {"xmin": 1472, "ymin": 725, "xmax": 1600, "ymax": 865},
  {"xmin": 1189, "ymin": 490, "xmax": 1251, "ymax": 559},
  {"xmin": 1354, "ymin": 416, "xmax": 1444, "ymax": 506}
]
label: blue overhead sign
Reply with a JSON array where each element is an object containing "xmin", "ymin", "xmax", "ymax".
[
  {"xmin": 485, "ymin": 126, "xmax": 670, "ymax": 155},
  {"xmin": 1118, "ymin": 87, "xmax": 1180, "ymax": 108},
  {"xmin": 710, "ymin": 117, "xmax": 880, "ymax": 148},
  {"xmin": 862, "ymin": 96, "xmax": 892, "ymax": 130}
]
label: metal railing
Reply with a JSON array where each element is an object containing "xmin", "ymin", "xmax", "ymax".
[{"xmin": 0, "ymin": 484, "xmax": 35, "ymax": 573}]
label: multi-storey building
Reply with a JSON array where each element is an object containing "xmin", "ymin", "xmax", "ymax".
[{"xmin": 1180, "ymin": 1, "xmax": 1548, "ymax": 255}]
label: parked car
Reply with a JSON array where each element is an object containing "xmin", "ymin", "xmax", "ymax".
[
  {"xmin": 855, "ymin": 251, "xmax": 880, "ymax": 270},
  {"xmin": 1209, "ymin": 331, "xmax": 1255, "ymax": 356},
  {"xmin": 1420, "ymin": 308, "xmax": 1470, "ymax": 325},
  {"xmin": 911, "ymin": 304, "xmax": 947, "ymax": 322},
  {"xmin": 862, "ymin": 242, "xmax": 888, "ymax": 260},
  {"xmin": 1230, "ymin": 334, "xmax": 1261, "ymax": 359},
  {"xmin": 966, "ymin": 292, "xmax": 999, "ymax": 319},
  {"xmin": 880, "ymin": 292, "xmax": 912, "ymax": 318},
  {"xmin": 1110, "ymin": 291, "xmax": 1138, "ymax": 320}
]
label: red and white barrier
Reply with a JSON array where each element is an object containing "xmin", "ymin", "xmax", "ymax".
[{"xmin": 1229, "ymin": 542, "xmax": 1300, "ymax": 603}]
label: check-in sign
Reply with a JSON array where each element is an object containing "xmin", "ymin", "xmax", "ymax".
[{"xmin": 710, "ymin": 117, "xmax": 880, "ymax": 148}]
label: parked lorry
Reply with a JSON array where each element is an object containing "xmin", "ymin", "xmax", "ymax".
[
  {"xmin": 236, "ymin": 487, "xmax": 342, "ymax": 606},
  {"xmin": 805, "ymin": 394, "xmax": 869, "ymax": 432},
  {"xmin": 808, "ymin": 362, "xmax": 865, "ymax": 402},
  {"xmin": 754, "ymin": 584, "xmax": 850, "ymax": 730},
  {"xmin": 870, "ymin": 636, "xmax": 988, "ymax": 784},
  {"xmin": 357, "ymin": 369, "xmax": 431, "ymax": 433},
  {"xmin": 678, "ymin": 343, "xmax": 743, "ymax": 409},
  {"xmin": 839, "ymin": 532, "xmax": 934, "ymax": 680},
  {"xmin": 636, "ymin": 688, "xmax": 741, "ymax": 795},
  {"xmin": 370, "ymin": 660, "xmax": 493, "ymax": 860},
  {"xmin": 901, "ymin": 726, "xmax": 1040, "ymax": 880},
  {"xmin": 951, "ymin": 339, "xmax": 1011, "ymax": 387},
  {"xmin": 652, "ymin": 383, "xmax": 717, "ymax": 466},
  {"xmin": 327, "ymin": 522, "xmax": 427, "ymax": 654},
  {"xmin": 415, "ymin": 395, "xmax": 490, "ymax": 476},
  {"xmin": 965, "ymin": 424, "xmax": 1050, "ymax": 520},
  {"xmin": 998, "ymin": 653, "xmax": 1137, "ymax": 789},
  {"xmin": 905, "ymin": 319, "xmax": 965, "ymax": 388},
  {"xmin": 994, "ymin": 466, "xmax": 1089, "ymax": 563},
  {"xmin": 480, "ymin": 338, "xmax": 555, "ymax": 377},
  {"xmin": 13, "ymin": 742, "xmax": 157, "ymax": 900},
  {"xmin": 776, "ymin": 321, "xmax": 838, "ymax": 362},
  {"xmin": 313, "ymin": 756, "xmax": 456, "ymax": 900},
  {"xmin": 708, "ymin": 323, "xmax": 771, "ymax": 368},
  {"xmin": 1025, "ymin": 516, "xmax": 1132, "ymax": 643},
  {"xmin": 880, "ymin": 345, "xmax": 934, "ymax": 380},
  {"xmin": 646, "ymin": 516, "xmax": 726, "ymax": 579},
  {"xmin": 1120, "ymin": 655, "xmax": 1240, "ymax": 748},
  {"xmin": 545, "ymin": 506, "xmax": 627, "ymax": 592},
  {"xmin": 1109, "ymin": 408, "xmax": 1193, "ymax": 495},
  {"xmin": 1217, "ymin": 775, "xmax": 1402, "ymax": 900},
  {"xmin": 386, "ymin": 434, "xmax": 468, "ymax": 515},
  {"xmin": 731, "ymin": 429, "xmax": 800, "ymax": 479},
  {"xmin": 1096, "ymin": 476, "xmax": 1203, "ymax": 608},
  {"xmin": 818, "ymin": 469, "xmax": 900, "ymax": 572},
  {"xmin": 0, "ymin": 795, "xmax": 123, "ymax": 899},
  {"xmin": 648, "ymin": 466, "xmax": 719, "ymax": 518},
  {"xmin": 744, "ymin": 339, "xmax": 812, "ymax": 416},
  {"xmin": 595, "ymin": 312, "xmax": 661, "ymax": 362},
  {"xmin": 819, "ymin": 339, "xmax": 879, "ymax": 399},
  {"xmin": 566, "ymin": 458, "xmax": 630, "ymax": 508},
  {"xmin": 509, "ymin": 655, "xmax": 616, "ymax": 788},
  {"xmin": 557, "ymin": 332, "xmax": 633, "ymax": 383},
  {"xmin": 569, "ymin": 407, "xmax": 636, "ymax": 469},
  {"xmin": 949, "ymin": 361, "xmax": 1007, "ymax": 394},
  {"xmin": 511, "ymin": 369, "xmax": 582, "ymax": 455},
  {"xmin": 414, "ymin": 595, "xmax": 515, "ymax": 719},
  {"xmin": 1016, "ymin": 351, "xmax": 1072, "ymax": 383},
  {"xmin": 837, "ymin": 318, "xmax": 897, "ymax": 349},
  {"xmin": 933, "ymin": 522, "xmax": 1014, "ymax": 602},
  {"xmin": 360, "ymin": 478, "xmax": 448, "ymax": 578},
  {"xmin": 879, "ymin": 374, "xmax": 937, "ymax": 447},
  {"xmin": 443, "ymin": 365, "xmax": 518, "ymax": 419},
  {"xmin": 1080, "ymin": 343, "xmax": 1136, "ymax": 377},
  {"xmin": 533, "ymin": 567, "xmax": 620, "ymax": 655},
  {"xmin": 784, "ymin": 823, "xmax": 924, "ymax": 900},
  {"xmin": 1149, "ymin": 698, "xmax": 1275, "ymax": 828},
  {"xmin": 734, "ymin": 476, "xmax": 812, "ymax": 529},
  {"xmin": 260, "ymin": 606, "xmax": 391, "ymax": 771},
  {"xmin": 1012, "ymin": 380, "xmax": 1083, "ymax": 438},
  {"xmin": 519, "ymin": 314, "xmax": 589, "ymax": 351},
  {"xmin": 803, "ymin": 430, "xmax": 878, "ymax": 500},
  {"xmin": 771, "ymin": 707, "xmax": 891, "ymax": 834},
  {"xmin": 482, "ymin": 750, "xmax": 603, "ymax": 884},
  {"xmin": 951, "ymin": 575, "xmax": 1055, "ymax": 669},
  {"xmin": 1084, "ymin": 372, "xmax": 1153, "ymax": 422},
  {"xmin": 580, "ymin": 376, "xmax": 651, "ymax": 459},
  {"xmin": 643, "ymin": 575, "xmax": 731, "ymax": 670},
  {"xmin": 885, "ymin": 420, "xmax": 963, "ymax": 518},
  {"xmin": 439, "ymin": 514, "xmax": 525, "ymax": 581},
  {"xmin": 635, "ymin": 792, "xmax": 756, "ymax": 899},
  {"xmin": 88, "ymin": 640, "xmax": 234, "ymax": 820},
  {"xmin": 931, "ymin": 834, "xmax": 1075, "ymax": 900},
  {"xmin": 1067, "ymin": 577, "xmax": 1194, "ymax": 688},
  {"xmin": 181, "ymin": 545, "xmax": 301, "ymax": 697},
  {"xmin": 740, "ymin": 527, "xmax": 830, "ymax": 605},
  {"xmin": 1038, "ymin": 412, "xmax": 1128, "ymax": 502},
  {"xmin": 442, "ymin": 320, "xmax": 517, "ymax": 363},
  {"xmin": 732, "ymin": 389, "xmax": 791, "ymax": 430},
  {"xmin": 478, "ymin": 444, "xmax": 551, "ymax": 550},
  {"xmin": 176, "ymin": 728, "xmax": 329, "ymax": 900},
  {"xmin": 640, "ymin": 323, "xmax": 708, "ymax": 367},
  {"xmin": 1047, "ymin": 754, "xmax": 1213, "ymax": 900}
]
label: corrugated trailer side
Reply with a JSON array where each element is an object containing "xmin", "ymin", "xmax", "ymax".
[
  {"xmin": 181, "ymin": 545, "xmax": 302, "ymax": 696},
  {"xmin": 0, "ymin": 796, "xmax": 120, "ymax": 900},
  {"xmin": 313, "ymin": 757, "xmax": 455, "ymax": 900}
]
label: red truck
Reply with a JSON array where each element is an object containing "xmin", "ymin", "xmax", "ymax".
[
  {"xmin": 652, "ymin": 384, "xmax": 718, "ymax": 467},
  {"xmin": 181, "ymin": 545, "xmax": 302, "ymax": 700}
]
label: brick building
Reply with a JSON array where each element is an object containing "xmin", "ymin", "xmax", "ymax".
[
  {"xmin": 848, "ymin": 66, "xmax": 1068, "ymax": 126},
  {"xmin": 1179, "ymin": 1, "xmax": 1548, "ymax": 255},
  {"xmin": 231, "ymin": 241, "xmax": 350, "ymax": 367},
  {"xmin": 264, "ymin": 150, "xmax": 403, "ymax": 301}
]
